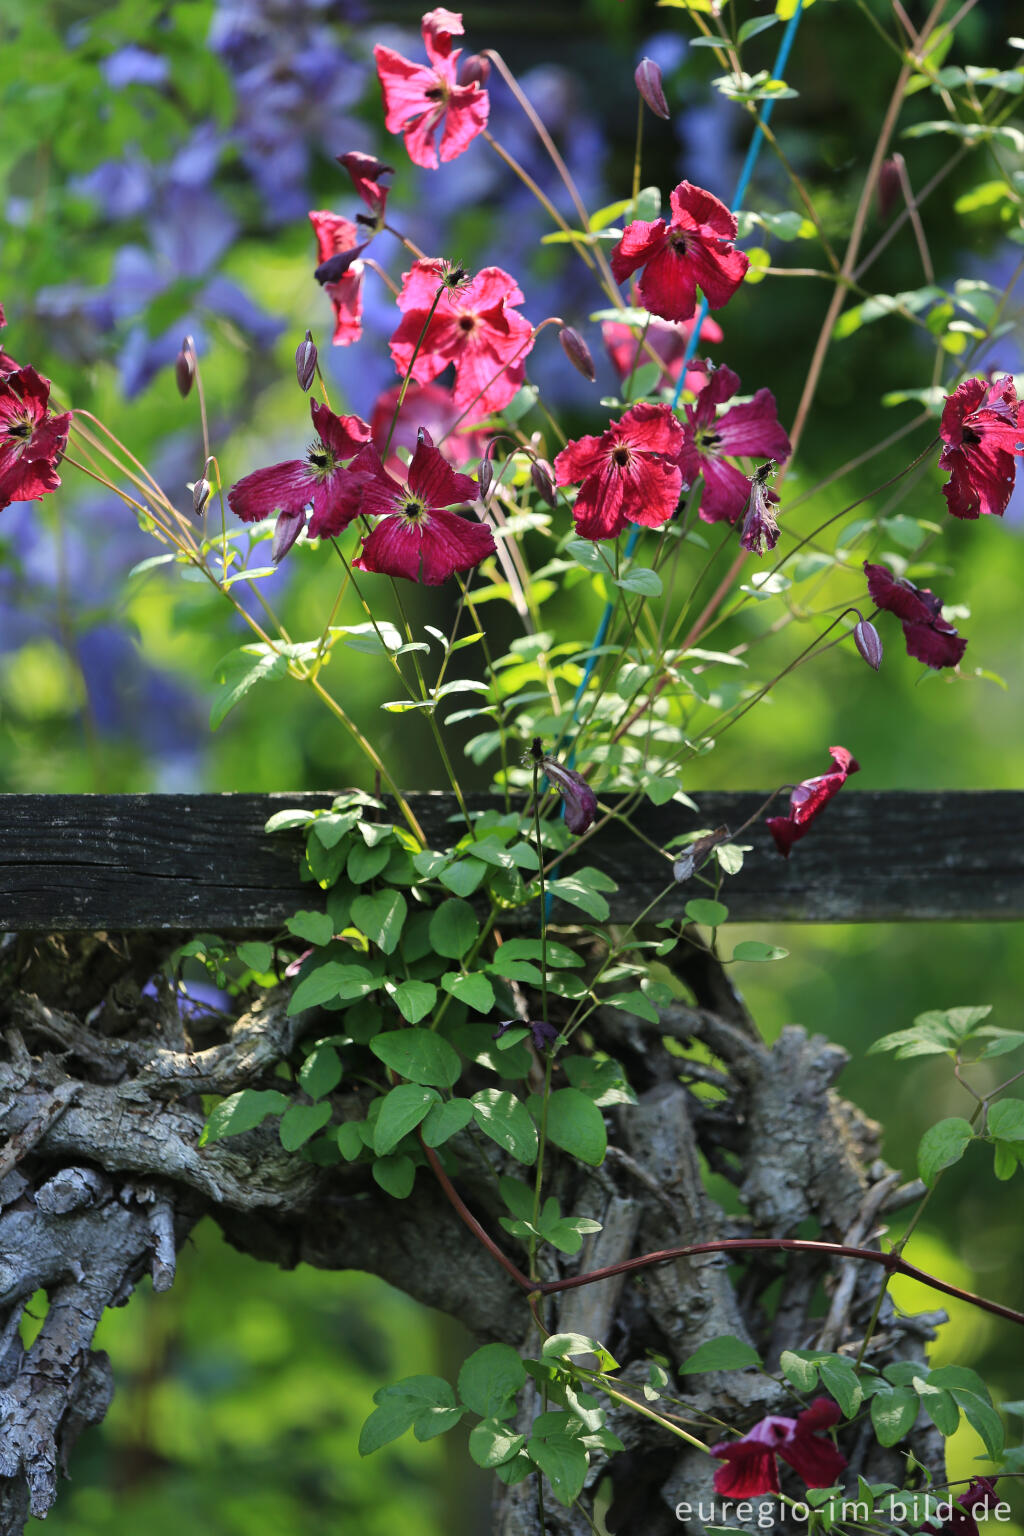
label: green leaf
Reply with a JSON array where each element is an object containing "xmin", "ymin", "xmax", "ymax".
[
  {"xmin": 287, "ymin": 961, "xmax": 375, "ymax": 1015},
  {"xmin": 439, "ymin": 858, "xmax": 487, "ymax": 896},
  {"xmin": 543, "ymin": 1333, "xmax": 619, "ymax": 1372},
  {"xmin": 236, "ymin": 941, "xmax": 275, "ymax": 973},
  {"xmin": 200, "ymin": 1088, "xmax": 287, "ymax": 1146},
  {"xmin": 351, "ymin": 890, "xmax": 407, "ymax": 954},
  {"xmin": 279, "ymin": 1100, "xmax": 332, "ymax": 1151},
  {"xmin": 951, "ymin": 1390, "xmax": 1004, "ymax": 1460},
  {"xmin": 541, "ymin": 1088, "xmax": 607, "ymax": 1166},
  {"xmin": 917, "ymin": 1385, "xmax": 959, "ymax": 1436},
  {"xmin": 819, "ymin": 1356, "xmax": 863, "ymax": 1418},
  {"xmin": 458, "ymin": 1343, "xmax": 527, "ymax": 1419},
  {"xmin": 209, "ymin": 644, "xmax": 287, "ymax": 729},
  {"xmin": 372, "ymin": 1153, "xmax": 416, "ymax": 1198},
  {"xmin": 413, "ymin": 849, "xmax": 449, "ymax": 878},
  {"xmin": 391, "ymin": 979, "xmax": 438, "ymax": 1025},
  {"xmin": 679, "ymin": 1335, "xmax": 763, "ymax": 1375},
  {"xmin": 442, "ymin": 970, "xmax": 496, "ymax": 1014},
  {"xmin": 299, "ymin": 1044, "xmax": 343, "ymax": 1101},
  {"xmin": 374, "ymin": 1084, "xmax": 440, "ymax": 1156},
  {"xmin": 732, "ymin": 940, "xmax": 789, "ymax": 963},
  {"xmin": 265, "ymin": 809, "xmax": 317, "ymax": 834},
  {"xmin": 685, "ymin": 898, "xmax": 729, "ymax": 927},
  {"xmin": 359, "ymin": 1376, "xmax": 457, "ymax": 1455},
  {"xmin": 336, "ymin": 1121, "xmax": 365, "ymax": 1161},
  {"xmin": 738, "ymin": 13, "xmax": 780, "ymax": 41},
  {"xmin": 780, "ymin": 1350, "xmax": 819, "ymax": 1392},
  {"xmin": 527, "ymin": 1434, "xmax": 588, "ymax": 1506},
  {"xmin": 987, "ymin": 1099, "xmax": 1024, "ymax": 1141},
  {"xmin": 547, "ymin": 875, "xmax": 610, "ymax": 921},
  {"xmin": 472, "ymin": 1089, "xmax": 539, "ymax": 1162},
  {"xmin": 469, "ymin": 1419, "xmax": 527, "ymax": 1469},
  {"xmin": 430, "ymin": 898, "xmax": 480, "ymax": 959},
  {"xmin": 371, "ymin": 1030, "xmax": 462, "ymax": 1088},
  {"xmin": 615, "ymin": 566, "xmax": 662, "ymax": 597},
  {"xmin": 917, "ymin": 1117, "xmax": 974, "ymax": 1185},
  {"xmin": 421, "ymin": 1097, "xmax": 475, "ymax": 1147}
]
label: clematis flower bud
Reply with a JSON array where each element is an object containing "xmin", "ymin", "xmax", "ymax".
[
  {"xmin": 541, "ymin": 755, "xmax": 598, "ymax": 836},
  {"xmin": 559, "ymin": 325, "xmax": 596, "ymax": 382},
  {"xmin": 877, "ymin": 155, "xmax": 902, "ymax": 221},
  {"xmin": 295, "ymin": 329, "xmax": 317, "ymax": 393},
  {"xmin": 192, "ymin": 457, "xmax": 214, "ymax": 517},
  {"xmin": 272, "ymin": 509, "xmax": 307, "ymax": 564},
  {"xmin": 854, "ymin": 618, "xmax": 883, "ymax": 671},
  {"xmin": 459, "ymin": 53, "xmax": 491, "ymax": 89},
  {"xmin": 174, "ymin": 336, "xmax": 195, "ymax": 398},
  {"xmin": 635, "ymin": 57, "xmax": 670, "ymax": 120},
  {"xmin": 530, "ymin": 458, "xmax": 556, "ymax": 506},
  {"xmin": 478, "ymin": 451, "xmax": 493, "ymax": 500}
]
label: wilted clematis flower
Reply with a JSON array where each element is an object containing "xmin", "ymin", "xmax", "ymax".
[
  {"xmin": 610, "ymin": 182, "xmax": 749, "ymax": 323},
  {"xmin": 347, "ymin": 427, "xmax": 494, "ymax": 584},
  {"xmin": 602, "ymin": 293, "xmax": 723, "ymax": 394},
  {"xmin": 541, "ymin": 755, "xmax": 598, "ymax": 835},
  {"xmin": 553, "ymin": 402, "xmax": 684, "ymax": 540},
  {"xmin": 0, "ymin": 365, "xmax": 73, "ymax": 512},
  {"xmin": 494, "ymin": 1018, "xmax": 559, "ymax": 1052},
  {"xmin": 337, "ymin": 151, "xmax": 394, "ymax": 226},
  {"xmin": 938, "ymin": 375, "xmax": 1023, "ymax": 521},
  {"xmin": 738, "ymin": 461, "xmax": 781, "ymax": 555},
  {"xmin": 309, "ymin": 210, "xmax": 365, "ymax": 347},
  {"xmin": 711, "ymin": 1399, "xmax": 846, "ymax": 1498},
  {"xmin": 676, "ymin": 364, "xmax": 791, "ymax": 526},
  {"xmin": 864, "ymin": 561, "xmax": 967, "ymax": 670},
  {"xmin": 672, "ymin": 826, "xmax": 731, "ymax": 884},
  {"xmin": 374, "ymin": 9, "xmax": 489, "ymax": 170},
  {"xmin": 227, "ymin": 397, "xmax": 371, "ymax": 546},
  {"xmin": 766, "ymin": 747, "xmax": 859, "ymax": 859},
  {"xmin": 390, "ymin": 259, "xmax": 534, "ymax": 419}
]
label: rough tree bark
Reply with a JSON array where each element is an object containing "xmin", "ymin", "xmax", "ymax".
[{"xmin": 0, "ymin": 931, "xmax": 943, "ymax": 1536}]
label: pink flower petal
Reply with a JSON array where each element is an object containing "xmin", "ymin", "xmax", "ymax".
[{"xmin": 228, "ymin": 461, "xmax": 313, "ymax": 524}]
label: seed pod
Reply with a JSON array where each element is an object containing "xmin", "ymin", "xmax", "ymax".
[
  {"xmin": 854, "ymin": 618, "xmax": 883, "ymax": 671},
  {"xmin": 295, "ymin": 329, "xmax": 317, "ymax": 393},
  {"xmin": 174, "ymin": 337, "xmax": 195, "ymax": 398},
  {"xmin": 530, "ymin": 458, "xmax": 555, "ymax": 506},
  {"xmin": 559, "ymin": 325, "xmax": 596, "ymax": 382},
  {"xmin": 635, "ymin": 57, "xmax": 670, "ymax": 120}
]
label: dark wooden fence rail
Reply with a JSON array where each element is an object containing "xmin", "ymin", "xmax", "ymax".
[{"xmin": 1, "ymin": 790, "xmax": 1022, "ymax": 931}]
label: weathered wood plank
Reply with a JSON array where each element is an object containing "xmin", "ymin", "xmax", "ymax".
[{"xmin": 0, "ymin": 791, "xmax": 1021, "ymax": 931}]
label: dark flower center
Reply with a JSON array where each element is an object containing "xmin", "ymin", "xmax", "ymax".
[
  {"xmin": 612, "ymin": 446, "xmax": 631, "ymax": 467},
  {"xmin": 669, "ymin": 230, "xmax": 691, "ymax": 255},
  {"xmin": 5, "ymin": 414, "xmax": 32, "ymax": 441},
  {"xmin": 424, "ymin": 84, "xmax": 446, "ymax": 102},
  {"xmin": 306, "ymin": 440, "xmax": 338, "ymax": 479},
  {"xmin": 457, "ymin": 314, "xmax": 476, "ymax": 333},
  {"xmin": 694, "ymin": 427, "xmax": 721, "ymax": 455},
  {"xmin": 962, "ymin": 427, "xmax": 981, "ymax": 446},
  {"xmin": 401, "ymin": 495, "xmax": 427, "ymax": 523}
]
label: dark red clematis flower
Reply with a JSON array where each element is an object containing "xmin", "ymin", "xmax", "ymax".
[
  {"xmin": 390, "ymin": 259, "xmax": 534, "ymax": 420},
  {"xmin": 337, "ymin": 151, "xmax": 394, "ymax": 225},
  {"xmin": 675, "ymin": 364, "xmax": 791, "ymax": 526},
  {"xmin": 864, "ymin": 561, "xmax": 967, "ymax": 670},
  {"xmin": 0, "ymin": 365, "xmax": 72, "ymax": 511},
  {"xmin": 766, "ymin": 748, "xmax": 859, "ymax": 859},
  {"xmin": 938, "ymin": 375, "xmax": 1023, "ymax": 520},
  {"xmin": 370, "ymin": 381, "xmax": 486, "ymax": 473},
  {"xmin": 553, "ymin": 402, "xmax": 684, "ymax": 541},
  {"xmin": 921, "ymin": 1480, "xmax": 999, "ymax": 1536},
  {"xmin": 711, "ymin": 1399, "xmax": 847, "ymax": 1498},
  {"xmin": 227, "ymin": 398, "xmax": 371, "ymax": 547},
  {"xmin": 602, "ymin": 289, "xmax": 723, "ymax": 394},
  {"xmin": 374, "ymin": 8, "xmax": 489, "ymax": 170},
  {"xmin": 309, "ymin": 210, "xmax": 365, "ymax": 347},
  {"xmin": 610, "ymin": 182, "xmax": 749, "ymax": 324},
  {"xmin": 347, "ymin": 427, "xmax": 494, "ymax": 584}
]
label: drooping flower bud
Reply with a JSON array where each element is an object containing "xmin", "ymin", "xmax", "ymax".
[
  {"xmin": 635, "ymin": 57, "xmax": 670, "ymax": 120},
  {"xmin": 854, "ymin": 618, "xmax": 883, "ymax": 671},
  {"xmin": 530, "ymin": 458, "xmax": 556, "ymax": 507},
  {"xmin": 192, "ymin": 457, "xmax": 214, "ymax": 517},
  {"xmin": 877, "ymin": 155, "xmax": 902, "ymax": 221},
  {"xmin": 559, "ymin": 325, "xmax": 596, "ymax": 382},
  {"xmin": 174, "ymin": 337, "xmax": 195, "ymax": 398},
  {"xmin": 541, "ymin": 755, "xmax": 598, "ymax": 836},
  {"xmin": 478, "ymin": 450, "xmax": 493, "ymax": 501},
  {"xmin": 272, "ymin": 508, "xmax": 307, "ymax": 564},
  {"xmin": 459, "ymin": 53, "xmax": 491, "ymax": 89},
  {"xmin": 295, "ymin": 329, "xmax": 318, "ymax": 393}
]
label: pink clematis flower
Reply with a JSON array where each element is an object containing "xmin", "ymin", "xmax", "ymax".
[
  {"xmin": 611, "ymin": 182, "xmax": 749, "ymax": 323},
  {"xmin": 374, "ymin": 9, "xmax": 489, "ymax": 170},
  {"xmin": 309, "ymin": 210, "xmax": 365, "ymax": 347},
  {"xmin": 337, "ymin": 151, "xmax": 394, "ymax": 226},
  {"xmin": 370, "ymin": 380, "xmax": 486, "ymax": 473},
  {"xmin": 553, "ymin": 402, "xmax": 684, "ymax": 541},
  {"xmin": 602, "ymin": 299, "xmax": 723, "ymax": 395},
  {"xmin": 711, "ymin": 1399, "xmax": 847, "ymax": 1498},
  {"xmin": 0, "ymin": 365, "xmax": 72, "ymax": 511},
  {"xmin": 676, "ymin": 364, "xmax": 791, "ymax": 526},
  {"xmin": 227, "ymin": 398, "xmax": 371, "ymax": 547},
  {"xmin": 938, "ymin": 375, "xmax": 1023, "ymax": 520},
  {"xmin": 864, "ymin": 561, "xmax": 966, "ymax": 670},
  {"xmin": 390, "ymin": 259, "xmax": 534, "ymax": 420},
  {"xmin": 766, "ymin": 748, "xmax": 859, "ymax": 859},
  {"xmin": 348, "ymin": 427, "xmax": 495, "ymax": 584}
]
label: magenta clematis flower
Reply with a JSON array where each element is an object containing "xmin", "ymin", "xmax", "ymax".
[
  {"xmin": 337, "ymin": 151, "xmax": 394, "ymax": 225},
  {"xmin": 938, "ymin": 375, "xmax": 1023, "ymax": 520},
  {"xmin": 676, "ymin": 364, "xmax": 791, "ymax": 526},
  {"xmin": 553, "ymin": 402, "xmax": 684, "ymax": 541},
  {"xmin": 0, "ymin": 365, "xmax": 72, "ymax": 511},
  {"xmin": 602, "ymin": 299, "xmax": 723, "ymax": 395},
  {"xmin": 864, "ymin": 561, "xmax": 967, "ymax": 670},
  {"xmin": 309, "ymin": 210, "xmax": 365, "ymax": 347},
  {"xmin": 390, "ymin": 259, "xmax": 534, "ymax": 420},
  {"xmin": 374, "ymin": 9, "xmax": 489, "ymax": 170},
  {"xmin": 370, "ymin": 380, "xmax": 486, "ymax": 473},
  {"xmin": 347, "ymin": 427, "xmax": 495, "ymax": 585},
  {"xmin": 711, "ymin": 1399, "xmax": 846, "ymax": 1498},
  {"xmin": 611, "ymin": 182, "xmax": 749, "ymax": 324},
  {"xmin": 766, "ymin": 748, "xmax": 859, "ymax": 859},
  {"xmin": 227, "ymin": 398, "xmax": 371, "ymax": 548}
]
